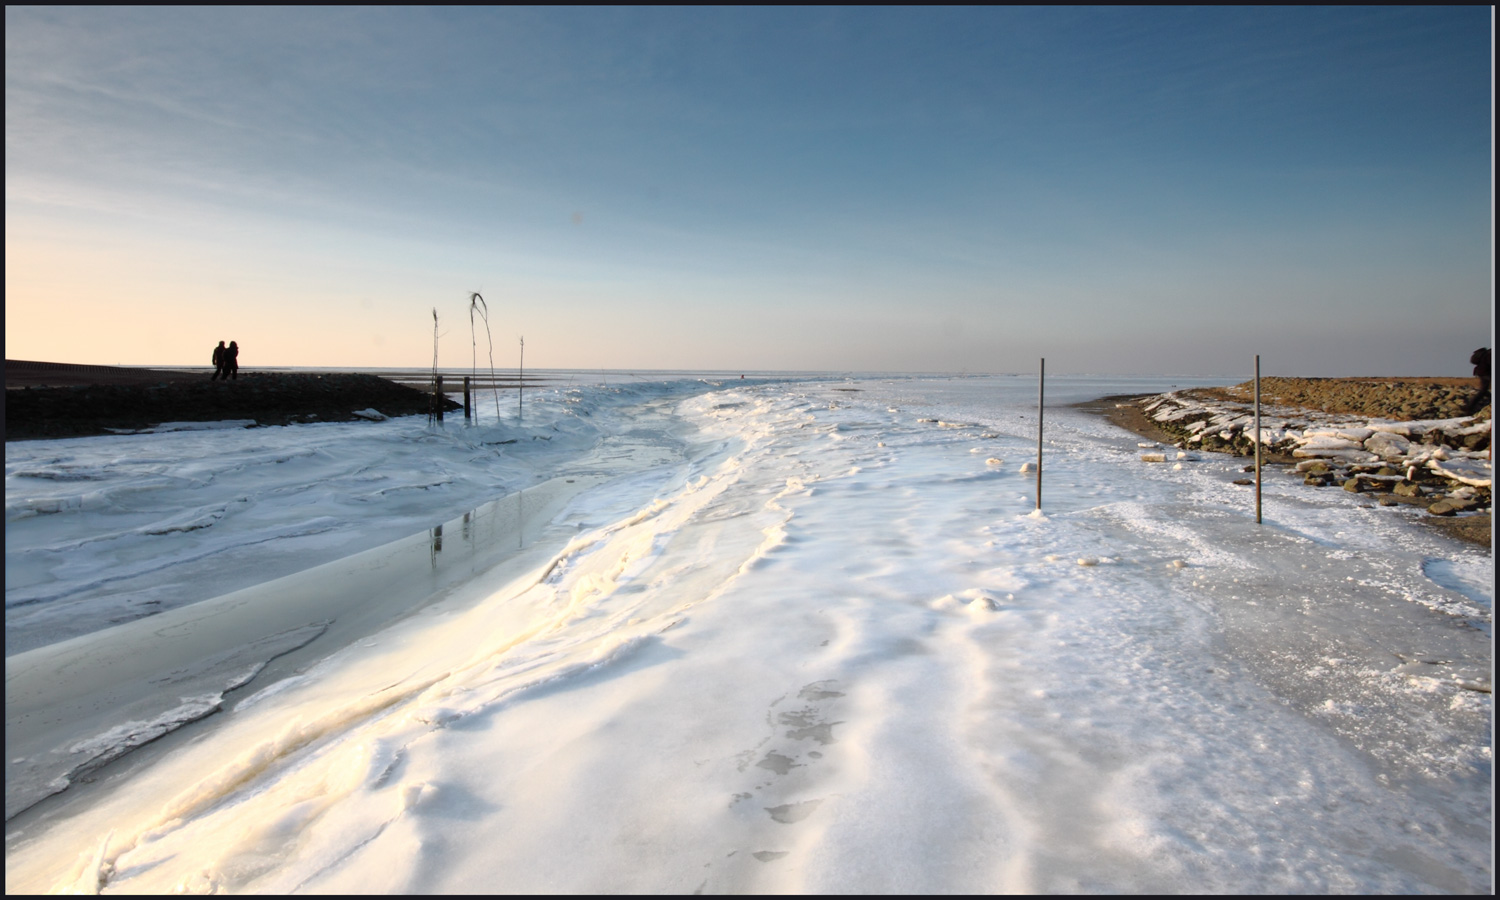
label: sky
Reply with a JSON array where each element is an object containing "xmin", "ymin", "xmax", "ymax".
[{"xmin": 4, "ymin": 7, "xmax": 1493, "ymax": 376}]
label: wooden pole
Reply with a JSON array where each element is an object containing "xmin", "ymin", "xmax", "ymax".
[
  {"xmin": 1254, "ymin": 355, "xmax": 1262, "ymax": 524},
  {"xmin": 463, "ymin": 376, "xmax": 472, "ymax": 422},
  {"xmin": 434, "ymin": 374, "xmax": 444, "ymax": 423},
  {"xmin": 518, "ymin": 337, "xmax": 525, "ymax": 422},
  {"xmin": 1036, "ymin": 357, "xmax": 1044, "ymax": 511}
]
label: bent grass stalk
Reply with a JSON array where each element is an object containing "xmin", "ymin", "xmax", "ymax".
[
  {"xmin": 469, "ymin": 297, "xmax": 478, "ymax": 416},
  {"xmin": 430, "ymin": 308, "xmax": 440, "ymax": 425},
  {"xmin": 469, "ymin": 292, "xmax": 500, "ymax": 423}
]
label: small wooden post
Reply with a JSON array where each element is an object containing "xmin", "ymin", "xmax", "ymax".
[
  {"xmin": 434, "ymin": 374, "xmax": 444, "ymax": 422},
  {"xmin": 1254, "ymin": 355, "xmax": 1262, "ymax": 524},
  {"xmin": 1036, "ymin": 357, "xmax": 1044, "ymax": 511},
  {"xmin": 463, "ymin": 376, "xmax": 472, "ymax": 422}
]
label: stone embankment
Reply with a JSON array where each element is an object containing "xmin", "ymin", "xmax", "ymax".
[
  {"xmin": 1137, "ymin": 378, "xmax": 1491, "ymax": 518},
  {"xmin": 6, "ymin": 372, "xmax": 462, "ymax": 440},
  {"xmin": 1190, "ymin": 376, "xmax": 1480, "ymax": 420}
]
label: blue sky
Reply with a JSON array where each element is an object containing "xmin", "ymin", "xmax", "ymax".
[{"xmin": 5, "ymin": 7, "xmax": 1492, "ymax": 375}]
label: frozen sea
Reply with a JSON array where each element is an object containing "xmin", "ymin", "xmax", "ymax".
[{"xmin": 5, "ymin": 372, "xmax": 1492, "ymax": 893}]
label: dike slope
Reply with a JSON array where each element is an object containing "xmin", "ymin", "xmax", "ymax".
[{"xmin": 6, "ymin": 369, "xmax": 460, "ymax": 440}]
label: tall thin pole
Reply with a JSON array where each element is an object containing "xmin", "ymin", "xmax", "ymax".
[
  {"xmin": 518, "ymin": 336, "xmax": 525, "ymax": 422},
  {"xmin": 1036, "ymin": 357, "xmax": 1044, "ymax": 511},
  {"xmin": 1254, "ymin": 354, "xmax": 1262, "ymax": 524}
]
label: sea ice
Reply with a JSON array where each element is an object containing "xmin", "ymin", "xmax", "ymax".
[{"xmin": 4, "ymin": 374, "xmax": 1490, "ymax": 894}]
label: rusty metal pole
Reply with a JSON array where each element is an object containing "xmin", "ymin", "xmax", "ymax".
[
  {"xmin": 1037, "ymin": 357, "xmax": 1044, "ymax": 511},
  {"xmin": 1254, "ymin": 355, "xmax": 1262, "ymax": 524}
]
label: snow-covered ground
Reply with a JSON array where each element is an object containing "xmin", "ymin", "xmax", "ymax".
[{"xmin": 5, "ymin": 374, "xmax": 1492, "ymax": 893}]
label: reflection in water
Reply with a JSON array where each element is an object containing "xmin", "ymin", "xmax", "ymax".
[{"xmin": 428, "ymin": 491, "xmax": 532, "ymax": 571}]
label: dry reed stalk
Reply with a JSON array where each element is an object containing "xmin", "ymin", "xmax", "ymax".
[
  {"xmin": 469, "ymin": 292, "xmax": 501, "ymax": 422},
  {"xmin": 429, "ymin": 308, "xmax": 440, "ymax": 425}
]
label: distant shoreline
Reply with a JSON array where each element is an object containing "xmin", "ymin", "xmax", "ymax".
[
  {"xmin": 3, "ymin": 359, "xmax": 553, "ymax": 391},
  {"xmin": 6, "ymin": 359, "xmax": 213, "ymax": 389}
]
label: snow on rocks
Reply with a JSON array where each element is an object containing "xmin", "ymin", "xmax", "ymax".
[
  {"xmin": 1364, "ymin": 431, "xmax": 1413, "ymax": 459},
  {"xmin": 1136, "ymin": 389, "xmax": 1491, "ymax": 510},
  {"xmin": 1296, "ymin": 434, "xmax": 1367, "ymax": 452},
  {"xmin": 1430, "ymin": 457, "xmax": 1492, "ymax": 488}
]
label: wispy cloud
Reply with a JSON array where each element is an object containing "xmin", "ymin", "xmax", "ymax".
[{"xmin": 5, "ymin": 7, "xmax": 1490, "ymax": 373}]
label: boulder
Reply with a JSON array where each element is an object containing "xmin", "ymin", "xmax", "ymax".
[
  {"xmin": 1292, "ymin": 447, "xmax": 1378, "ymax": 463},
  {"xmin": 1427, "ymin": 498, "xmax": 1475, "ymax": 516},
  {"xmin": 1300, "ymin": 435, "xmax": 1365, "ymax": 451},
  {"xmin": 1392, "ymin": 481, "xmax": 1422, "ymax": 497},
  {"xmin": 1428, "ymin": 457, "xmax": 1492, "ymax": 488},
  {"xmin": 1363, "ymin": 431, "xmax": 1412, "ymax": 459}
]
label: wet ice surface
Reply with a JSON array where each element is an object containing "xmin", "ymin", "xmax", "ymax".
[
  {"xmin": 4, "ymin": 377, "xmax": 722, "ymax": 655},
  {"xmin": 4, "ymin": 375, "xmax": 1491, "ymax": 893}
]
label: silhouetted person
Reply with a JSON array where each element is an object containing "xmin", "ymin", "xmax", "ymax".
[
  {"xmin": 211, "ymin": 341, "xmax": 227, "ymax": 380},
  {"xmin": 1465, "ymin": 347, "xmax": 1490, "ymax": 415},
  {"xmin": 227, "ymin": 341, "xmax": 240, "ymax": 380}
]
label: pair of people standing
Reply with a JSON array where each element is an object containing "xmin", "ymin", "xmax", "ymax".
[{"xmin": 211, "ymin": 340, "xmax": 239, "ymax": 381}]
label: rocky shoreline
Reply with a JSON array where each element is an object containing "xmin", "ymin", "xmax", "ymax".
[
  {"xmin": 5, "ymin": 371, "xmax": 461, "ymax": 440},
  {"xmin": 1087, "ymin": 377, "xmax": 1491, "ymax": 549}
]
